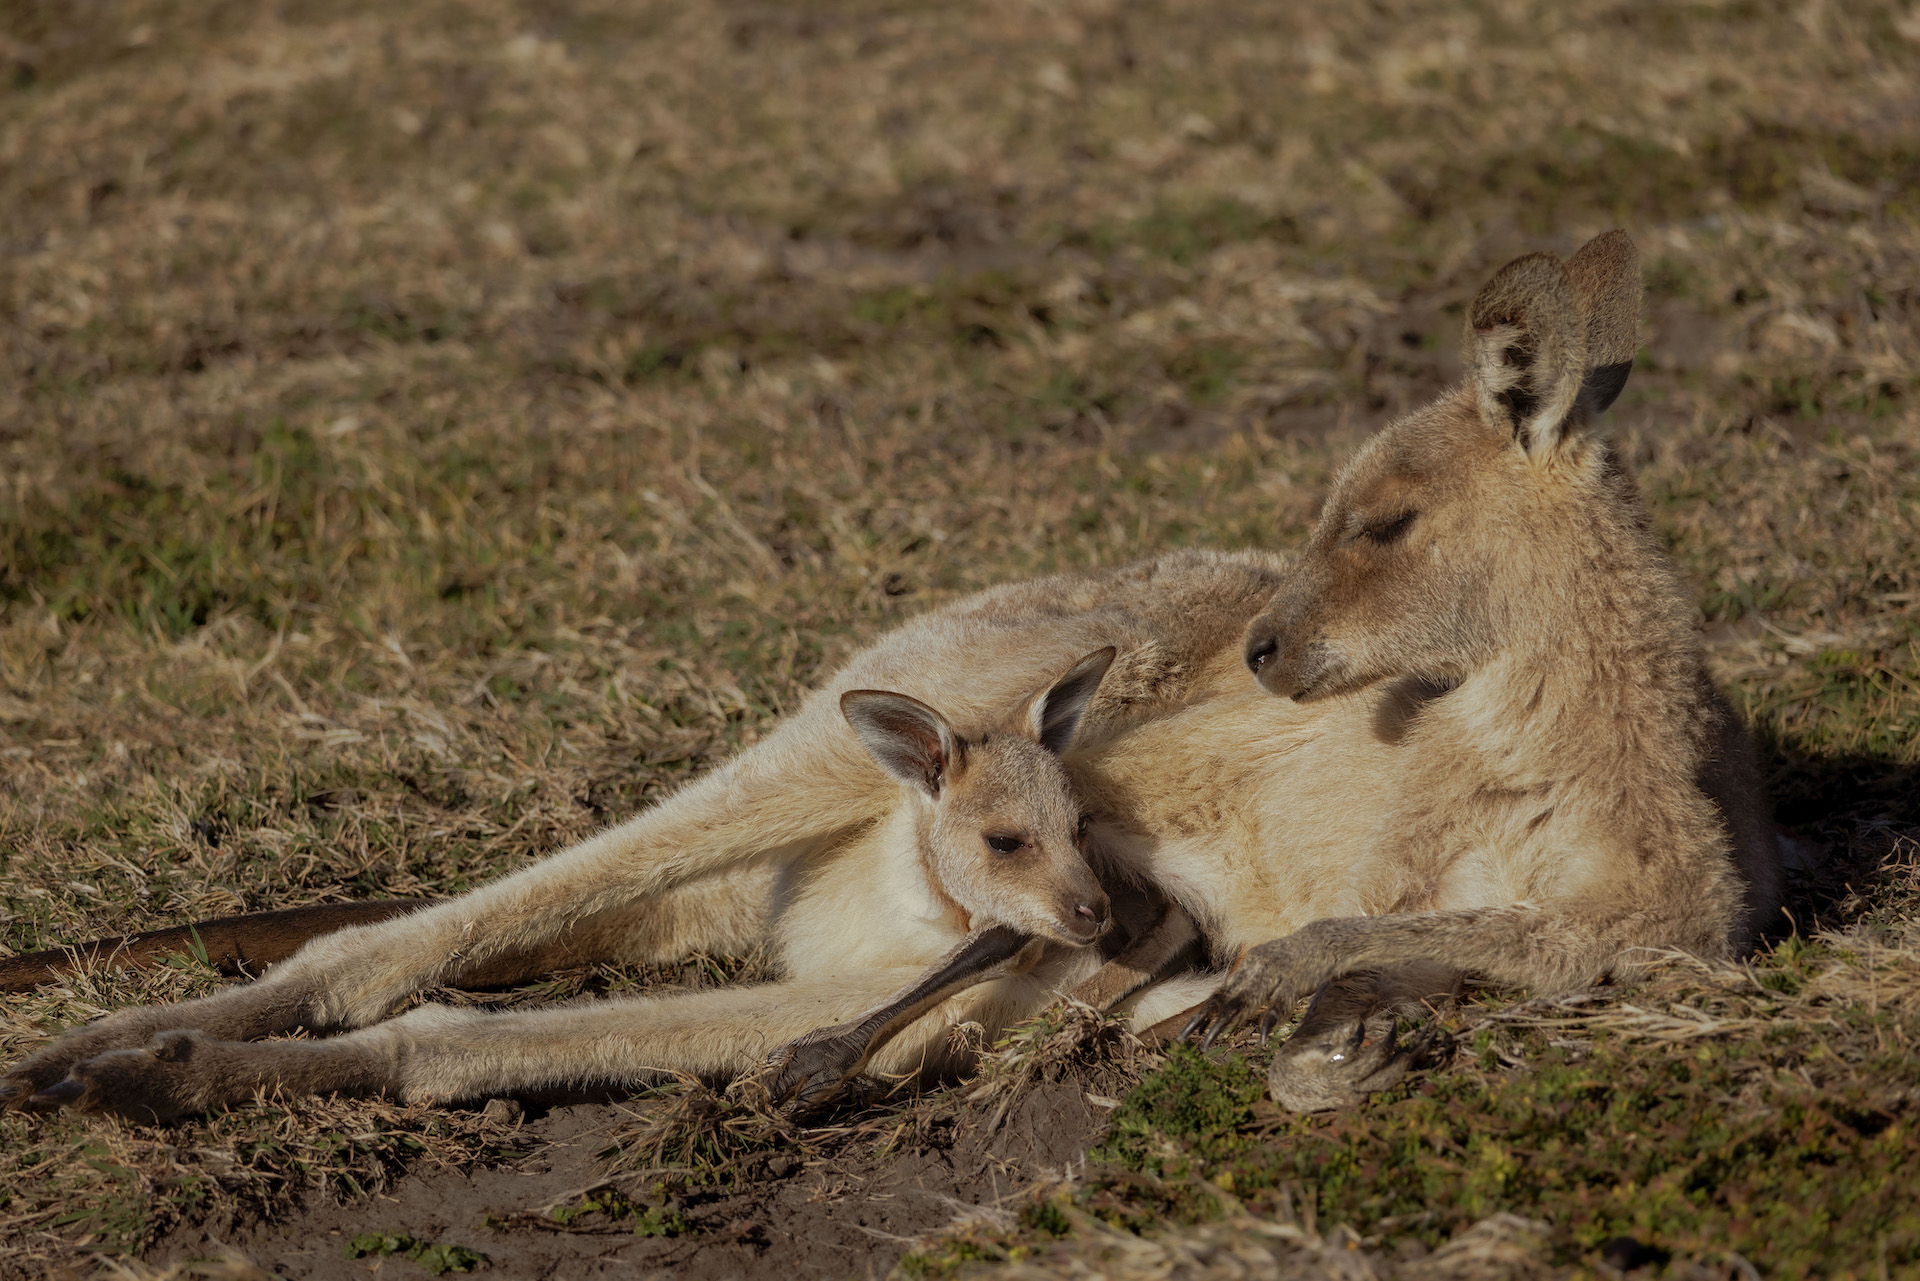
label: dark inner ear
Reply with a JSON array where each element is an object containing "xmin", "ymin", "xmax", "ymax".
[
  {"xmin": 1032, "ymin": 646, "xmax": 1116, "ymax": 756},
  {"xmin": 841, "ymin": 691, "xmax": 954, "ymax": 797},
  {"xmin": 1578, "ymin": 361, "xmax": 1633, "ymax": 415},
  {"xmin": 1564, "ymin": 229, "xmax": 1641, "ymax": 417}
]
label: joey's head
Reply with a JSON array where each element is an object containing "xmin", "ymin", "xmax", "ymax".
[
  {"xmin": 840, "ymin": 648, "xmax": 1115, "ymax": 947},
  {"xmin": 1244, "ymin": 230, "xmax": 1648, "ymax": 702}
]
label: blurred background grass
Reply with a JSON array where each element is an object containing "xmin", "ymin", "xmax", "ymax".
[{"xmin": 0, "ymin": 0, "xmax": 1916, "ymax": 1270}]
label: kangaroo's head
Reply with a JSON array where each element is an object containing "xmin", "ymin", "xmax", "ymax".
[
  {"xmin": 840, "ymin": 648, "xmax": 1115, "ymax": 947},
  {"xmin": 1244, "ymin": 230, "xmax": 1647, "ymax": 701}
]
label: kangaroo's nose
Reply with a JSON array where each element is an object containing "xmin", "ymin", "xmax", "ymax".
[
  {"xmin": 1075, "ymin": 902, "xmax": 1099, "ymax": 921},
  {"xmin": 1245, "ymin": 634, "xmax": 1278, "ymax": 674}
]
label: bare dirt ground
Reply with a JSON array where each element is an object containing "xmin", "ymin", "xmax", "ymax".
[
  {"xmin": 2, "ymin": 0, "xmax": 1917, "ymax": 1276},
  {"xmin": 148, "ymin": 1087, "xmax": 1106, "ymax": 1280}
]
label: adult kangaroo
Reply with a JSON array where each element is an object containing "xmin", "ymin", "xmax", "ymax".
[
  {"xmin": 759, "ymin": 229, "xmax": 1783, "ymax": 1107},
  {"xmin": 1, "ymin": 231, "xmax": 1781, "ymax": 1117}
]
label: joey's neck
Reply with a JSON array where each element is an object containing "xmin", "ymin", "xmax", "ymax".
[{"xmin": 907, "ymin": 805, "xmax": 972, "ymax": 933}]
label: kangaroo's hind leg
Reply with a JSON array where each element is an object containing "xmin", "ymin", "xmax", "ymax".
[
  {"xmin": 2, "ymin": 720, "xmax": 873, "ymax": 1106},
  {"xmin": 1265, "ymin": 960, "xmax": 1460, "ymax": 1113},
  {"xmin": 36, "ymin": 969, "xmax": 939, "ymax": 1123},
  {"xmin": 1, "ymin": 862, "xmax": 777, "ymax": 1108}
]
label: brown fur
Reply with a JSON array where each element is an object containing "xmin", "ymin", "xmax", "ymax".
[
  {"xmin": 1190, "ymin": 232, "xmax": 1782, "ymax": 1085},
  {"xmin": 0, "ymin": 232, "xmax": 1781, "ymax": 1120}
]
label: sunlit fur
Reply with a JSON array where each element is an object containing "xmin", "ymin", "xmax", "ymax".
[
  {"xmin": 3, "ymin": 232, "xmax": 1782, "ymax": 1119},
  {"xmin": 0, "ymin": 658, "xmax": 1149, "ymax": 1118}
]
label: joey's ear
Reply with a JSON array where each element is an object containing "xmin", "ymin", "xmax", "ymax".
[
  {"xmin": 1026, "ymin": 646, "xmax": 1116, "ymax": 756},
  {"xmin": 1563, "ymin": 229, "xmax": 1641, "ymax": 416},
  {"xmin": 842, "ymin": 690, "xmax": 959, "ymax": 797},
  {"xmin": 1464, "ymin": 251, "xmax": 1588, "ymax": 457}
]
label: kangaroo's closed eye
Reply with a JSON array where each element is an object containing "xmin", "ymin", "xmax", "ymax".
[
  {"xmin": 985, "ymin": 834, "xmax": 1024, "ymax": 855},
  {"xmin": 1359, "ymin": 511, "xmax": 1417, "ymax": 545}
]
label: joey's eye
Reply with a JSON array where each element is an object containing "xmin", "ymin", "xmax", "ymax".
[
  {"xmin": 985, "ymin": 834, "xmax": 1024, "ymax": 855},
  {"xmin": 1077, "ymin": 814, "xmax": 1091, "ymax": 838},
  {"xmin": 1359, "ymin": 511, "xmax": 1417, "ymax": 545}
]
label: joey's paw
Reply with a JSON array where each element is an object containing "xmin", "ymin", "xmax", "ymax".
[
  {"xmin": 1181, "ymin": 940, "xmax": 1307, "ymax": 1049},
  {"xmin": 30, "ymin": 1030, "xmax": 233, "ymax": 1123},
  {"xmin": 1268, "ymin": 1012, "xmax": 1433, "ymax": 1113},
  {"xmin": 761, "ymin": 1025, "xmax": 871, "ymax": 1108}
]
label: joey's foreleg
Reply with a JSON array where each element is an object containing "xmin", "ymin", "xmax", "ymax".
[
  {"xmin": 762, "ymin": 926, "xmax": 1030, "ymax": 1105},
  {"xmin": 37, "ymin": 973, "xmax": 940, "ymax": 1123},
  {"xmin": 764, "ymin": 903, "xmax": 1202, "ymax": 1107},
  {"xmin": 1062, "ymin": 901, "xmax": 1200, "ymax": 1011},
  {"xmin": 1186, "ymin": 897, "xmax": 1696, "ymax": 1046}
]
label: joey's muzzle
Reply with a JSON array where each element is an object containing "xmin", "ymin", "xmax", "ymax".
[{"xmin": 1056, "ymin": 888, "xmax": 1112, "ymax": 945}]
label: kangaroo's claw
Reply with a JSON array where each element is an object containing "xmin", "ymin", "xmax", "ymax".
[
  {"xmin": 1267, "ymin": 1011, "xmax": 1442, "ymax": 1113},
  {"xmin": 1184, "ymin": 937, "xmax": 1311, "ymax": 1047},
  {"xmin": 28, "ymin": 1030, "xmax": 248, "ymax": 1123},
  {"xmin": 28, "ymin": 1078, "xmax": 86, "ymax": 1106}
]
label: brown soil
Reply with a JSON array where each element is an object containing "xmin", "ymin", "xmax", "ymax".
[{"xmin": 149, "ymin": 1085, "xmax": 1106, "ymax": 1279}]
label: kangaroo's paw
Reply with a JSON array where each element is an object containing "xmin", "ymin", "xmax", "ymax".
[
  {"xmin": 1181, "ymin": 936, "xmax": 1313, "ymax": 1049},
  {"xmin": 28, "ymin": 1031, "xmax": 253, "ymax": 1123},
  {"xmin": 1267, "ymin": 1010, "xmax": 1433, "ymax": 1112},
  {"xmin": 760, "ymin": 1024, "xmax": 872, "ymax": 1108}
]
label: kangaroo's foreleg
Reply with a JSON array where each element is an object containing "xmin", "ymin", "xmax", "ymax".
[
  {"xmin": 32, "ymin": 971, "xmax": 937, "ymax": 1123},
  {"xmin": 1187, "ymin": 895, "xmax": 1710, "ymax": 1047},
  {"xmin": 1264, "ymin": 960, "xmax": 1461, "ymax": 1112},
  {"xmin": 1062, "ymin": 901, "xmax": 1200, "ymax": 1011}
]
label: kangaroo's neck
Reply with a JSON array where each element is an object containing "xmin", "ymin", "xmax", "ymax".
[{"xmin": 1442, "ymin": 458, "xmax": 1712, "ymax": 788}]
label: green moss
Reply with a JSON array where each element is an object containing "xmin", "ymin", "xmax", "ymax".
[
  {"xmin": 1090, "ymin": 1021, "xmax": 1920, "ymax": 1274},
  {"xmin": 344, "ymin": 1230, "xmax": 486, "ymax": 1273}
]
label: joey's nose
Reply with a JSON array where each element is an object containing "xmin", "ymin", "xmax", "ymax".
[
  {"xmin": 1245, "ymin": 634, "xmax": 1277, "ymax": 674},
  {"xmin": 1070, "ymin": 893, "xmax": 1112, "ymax": 941}
]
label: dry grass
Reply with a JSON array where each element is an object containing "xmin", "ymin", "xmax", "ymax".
[{"xmin": 2, "ymin": 0, "xmax": 1917, "ymax": 1272}]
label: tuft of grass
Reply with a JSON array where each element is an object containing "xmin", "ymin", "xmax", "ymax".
[{"xmin": 600, "ymin": 1078, "xmax": 811, "ymax": 1192}]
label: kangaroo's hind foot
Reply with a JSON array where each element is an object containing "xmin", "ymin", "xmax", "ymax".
[{"xmin": 1265, "ymin": 962, "xmax": 1459, "ymax": 1113}]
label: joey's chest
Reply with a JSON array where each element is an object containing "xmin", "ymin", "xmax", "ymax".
[{"xmin": 772, "ymin": 819, "xmax": 970, "ymax": 980}]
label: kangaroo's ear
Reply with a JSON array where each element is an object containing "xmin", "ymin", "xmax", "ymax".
[
  {"xmin": 842, "ymin": 690, "xmax": 958, "ymax": 798},
  {"xmin": 1464, "ymin": 251, "xmax": 1588, "ymax": 458},
  {"xmin": 1027, "ymin": 647, "xmax": 1116, "ymax": 756},
  {"xmin": 1563, "ymin": 229, "xmax": 1641, "ymax": 416}
]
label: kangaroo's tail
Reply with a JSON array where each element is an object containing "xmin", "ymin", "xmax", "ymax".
[{"xmin": 0, "ymin": 900, "xmax": 431, "ymax": 993}]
